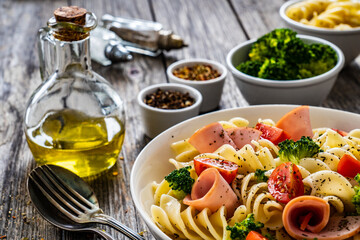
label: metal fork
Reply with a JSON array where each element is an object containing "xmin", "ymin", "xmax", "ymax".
[{"xmin": 29, "ymin": 165, "xmax": 145, "ymax": 240}]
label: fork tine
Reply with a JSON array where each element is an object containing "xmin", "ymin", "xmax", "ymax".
[
  {"xmin": 42, "ymin": 165, "xmax": 98, "ymax": 210},
  {"xmin": 39, "ymin": 165, "xmax": 91, "ymax": 212},
  {"xmin": 29, "ymin": 173, "xmax": 81, "ymax": 222},
  {"xmin": 32, "ymin": 168, "xmax": 84, "ymax": 215}
]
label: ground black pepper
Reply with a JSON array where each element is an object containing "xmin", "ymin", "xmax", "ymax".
[{"xmin": 144, "ymin": 88, "xmax": 195, "ymax": 109}]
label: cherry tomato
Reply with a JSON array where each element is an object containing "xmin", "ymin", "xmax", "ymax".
[
  {"xmin": 268, "ymin": 162, "xmax": 304, "ymax": 204},
  {"xmin": 255, "ymin": 123, "xmax": 290, "ymax": 145},
  {"xmin": 331, "ymin": 128, "xmax": 348, "ymax": 137},
  {"xmin": 246, "ymin": 231, "xmax": 268, "ymax": 240},
  {"xmin": 337, "ymin": 154, "xmax": 360, "ymax": 178},
  {"xmin": 193, "ymin": 158, "xmax": 238, "ymax": 184}
]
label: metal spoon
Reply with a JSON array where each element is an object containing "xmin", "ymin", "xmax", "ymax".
[{"xmin": 27, "ymin": 165, "xmax": 141, "ymax": 240}]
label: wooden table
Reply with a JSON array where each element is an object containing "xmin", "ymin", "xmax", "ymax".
[{"xmin": 0, "ymin": 0, "xmax": 359, "ymax": 239}]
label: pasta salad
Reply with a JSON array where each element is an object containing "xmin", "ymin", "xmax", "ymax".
[{"xmin": 150, "ymin": 106, "xmax": 360, "ymax": 240}]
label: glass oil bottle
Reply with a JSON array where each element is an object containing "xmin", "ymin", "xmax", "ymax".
[{"xmin": 24, "ymin": 6, "xmax": 125, "ymax": 177}]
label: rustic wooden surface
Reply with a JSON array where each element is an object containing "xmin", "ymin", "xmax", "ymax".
[{"xmin": 0, "ymin": 0, "xmax": 359, "ymax": 239}]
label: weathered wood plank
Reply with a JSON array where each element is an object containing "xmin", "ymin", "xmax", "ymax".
[
  {"xmin": 323, "ymin": 62, "xmax": 360, "ymax": 113},
  {"xmin": 230, "ymin": 0, "xmax": 286, "ymax": 38}
]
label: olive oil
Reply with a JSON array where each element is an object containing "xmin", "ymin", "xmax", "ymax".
[{"xmin": 26, "ymin": 109, "xmax": 125, "ymax": 177}]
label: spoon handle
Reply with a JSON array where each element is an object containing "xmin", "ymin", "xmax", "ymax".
[
  {"xmin": 90, "ymin": 228, "xmax": 115, "ymax": 240},
  {"xmin": 94, "ymin": 213, "xmax": 145, "ymax": 240}
]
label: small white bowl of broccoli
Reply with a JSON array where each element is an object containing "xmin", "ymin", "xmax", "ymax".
[{"xmin": 226, "ymin": 28, "xmax": 345, "ymax": 106}]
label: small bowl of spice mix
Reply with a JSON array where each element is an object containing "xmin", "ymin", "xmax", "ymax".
[
  {"xmin": 137, "ymin": 83, "xmax": 202, "ymax": 138},
  {"xmin": 167, "ymin": 59, "xmax": 227, "ymax": 113}
]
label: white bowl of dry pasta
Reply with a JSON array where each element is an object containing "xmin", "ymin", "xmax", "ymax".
[
  {"xmin": 280, "ymin": 0, "xmax": 360, "ymax": 64},
  {"xmin": 130, "ymin": 105, "xmax": 360, "ymax": 240}
]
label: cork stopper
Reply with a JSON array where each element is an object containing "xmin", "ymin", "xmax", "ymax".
[
  {"xmin": 53, "ymin": 6, "xmax": 88, "ymax": 41},
  {"xmin": 54, "ymin": 6, "xmax": 87, "ymax": 25}
]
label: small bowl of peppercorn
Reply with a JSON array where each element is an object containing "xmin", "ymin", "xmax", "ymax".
[
  {"xmin": 137, "ymin": 83, "xmax": 202, "ymax": 138},
  {"xmin": 167, "ymin": 58, "xmax": 227, "ymax": 113}
]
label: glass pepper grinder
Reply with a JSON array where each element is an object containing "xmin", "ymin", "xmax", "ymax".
[{"xmin": 24, "ymin": 6, "xmax": 126, "ymax": 178}]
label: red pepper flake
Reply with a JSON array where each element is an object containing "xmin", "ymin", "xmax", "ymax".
[
  {"xmin": 173, "ymin": 64, "xmax": 221, "ymax": 81},
  {"xmin": 144, "ymin": 88, "xmax": 195, "ymax": 109}
]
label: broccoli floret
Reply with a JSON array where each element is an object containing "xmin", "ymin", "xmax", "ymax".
[
  {"xmin": 236, "ymin": 60, "xmax": 262, "ymax": 77},
  {"xmin": 249, "ymin": 28, "xmax": 310, "ymax": 65},
  {"xmin": 257, "ymin": 58, "xmax": 300, "ymax": 80},
  {"xmin": 235, "ymin": 28, "xmax": 338, "ymax": 80},
  {"xmin": 226, "ymin": 214, "xmax": 264, "ymax": 240},
  {"xmin": 164, "ymin": 166, "xmax": 194, "ymax": 199},
  {"xmin": 282, "ymin": 37, "xmax": 312, "ymax": 65},
  {"xmin": 249, "ymin": 28, "xmax": 298, "ymax": 62},
  {"xmin": 352, "ymin": 174, "xmax": 360, "ymax": 215},
  {"xmin": 278, "ymin": 136, "xmax": 322, "ymax": 164},
  {"xmin": 298, "ymin": 44, "xmax": 338, "ymax": 78},
  {"xmin": 254, "ymin": 169, "xmax": 269, "ymax": 183}
]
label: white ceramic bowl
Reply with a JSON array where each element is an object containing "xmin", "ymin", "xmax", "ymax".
[
  {"xmin": 167, "ymin": 59, "xmax": 227, "ymax": 113},
  {"xmin": 130, "ymin": 105, "xmax": 360, "ymax": 240},
  {"xmin": 226, "ymin": 35, "xmax": 344, "ymax": 105},
  {"xmin": 280, "ymin": 0, "xmax": 360, "ymax": 64},
  {"xmin": 137, "ymin": 83, "xmax": 202, "ymax": 138}
]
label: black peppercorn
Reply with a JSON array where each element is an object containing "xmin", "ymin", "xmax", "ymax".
[{"xmin": 144, "ymin": 88, "xmax": 195, "ymax": 109}]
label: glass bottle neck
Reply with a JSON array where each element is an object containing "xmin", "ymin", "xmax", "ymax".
[{"xmin": 56, "ymin": 37, "xmax": 91, "ymax": 74}]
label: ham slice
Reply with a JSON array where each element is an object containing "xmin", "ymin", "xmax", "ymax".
[
  {"xmin": 276, "ymin": 105, "xmax": 313, "ymax": 141},
  {"xmin": 282, "ymin": 195, "xmax": 360, "ymax": 239},
  {"xmin": 226, "ymin": 127, "xmax": 262, "ymax": 149},
  {"xmin": 188, "ymin": 122, "xmax": 238, "ymax": 153},
  {"xmin": 183, "ymin": 168, "xmax": 238, "ymax": 218},
  {"xmin": 283, "ymin": 196, "xmax": 330, "ymax": 236},
  {"xmin": 286, "ymin": 216, "xmax": 360, "ymax": 240}
]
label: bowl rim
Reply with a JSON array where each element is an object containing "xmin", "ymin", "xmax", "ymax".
[
  {"xmin": 137, "ymin": 83, "xmax": 203, "ymax": 113},
  {"xmin": 166, "ymin": 58, "xmax": 228, "ymax": 85},
  {"xmin": 226, "ymin": 34, "xmax": 345, "ymax": 88},
  {"xmin": 130, "ymin": 104, "xmax": 360, "ymax": 240},
  {"xmin": 279, "ymin": 0, "xmax": 360, "ymax": 35}
]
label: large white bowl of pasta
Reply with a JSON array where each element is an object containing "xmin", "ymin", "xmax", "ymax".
[
  {"xmin": 280, "ymin": 0, "xmax": 360, "ymax": 64},
  {"xmin": 130, "ymin": 105, "xmax": 360, "ymax": 240}
]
